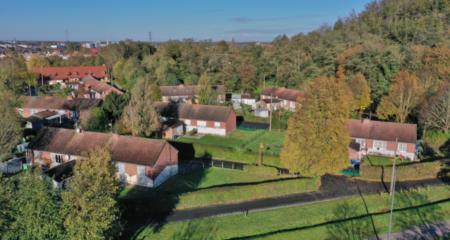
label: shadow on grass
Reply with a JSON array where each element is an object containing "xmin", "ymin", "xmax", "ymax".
[{"xmin": 226, "ymin": 197, "xmax": 450, "ymax": 240}]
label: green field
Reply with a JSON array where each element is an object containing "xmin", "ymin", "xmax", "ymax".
[
  {"xmin": 121, "ymin": 167, "xmax": 319, "ymax": 210},
  {"xmin": 136, "ymin": 185, "xmax": 450, "ymax": 240},
  {"xmin": 363, "ymin": 155, "xmax": 413, "ymax": 167},
  {"xmin": 176, "ymin": 129, "xmax": 285, "ymax": 167}
]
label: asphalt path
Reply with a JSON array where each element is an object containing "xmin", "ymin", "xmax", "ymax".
[{"xmin": 166, "ymin": 175, "xmax": 448, "ymax": 222}]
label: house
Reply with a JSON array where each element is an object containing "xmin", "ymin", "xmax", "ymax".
[
  {"xmin": 161, "ymin": 120, "xmax": 184, "ymax": 140},
  {"xmin": 32, "ymin": 65, "xmax": 108, "ymax": 87},
  {"xmin": 156, "ymin": 102, "xmax": 236, "ymax": 136},
  {"xmin": 257, "ymin": 98, "xmax": 283, "ymax": 111},
  {"xmin": 27, "ymin": 128, "xmax": 179, "ymax": 188},
  {"xmin": 348, "ymin": 119, "xmax": 417, "ymax": 160},
  {"xmin": 261, "ymin": 87, "xmax": 303, "ymax": 111},
  {"xmin": 160, "ymin": 84, "xmax": 226, "ymax": 103},
  {"xmin": 231, "ymin": 93, "xmax": 257, "ymax": 109},
  {"xmin": 25, "ymin": 110, "xmax": 66, "ymax": 130},
  {"xmin": 18, "ymin": 96, "xmax": 102, "ymax": 123},
  {"xmin": 79, "ymin": 75, "xmax": 123, "ymax": 99}
]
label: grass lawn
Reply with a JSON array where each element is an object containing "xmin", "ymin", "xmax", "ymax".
[
  {"xmin": 136, "ymin": 185, "xmax": 450, "ymax": 240},
  {"xmin": 176, "ymin": 129, "xmax": 285, "ymax": 167},
  {"xmin": 121, "ymin": 167, "xmax": 320, "ymax": 210}
]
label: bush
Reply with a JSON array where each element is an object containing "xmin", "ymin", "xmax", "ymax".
[
  {"xmin": 423, "ymin": 130, "xmax": 450, "ymax": 156},
  {"xmin": 360, "ymin": 160, "xmax": 443, "ymax": 181}
]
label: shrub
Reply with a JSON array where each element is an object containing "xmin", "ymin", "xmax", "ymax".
[{"xmin": 360, "ymin": 160, "xmax": 443, "ymax": 181}]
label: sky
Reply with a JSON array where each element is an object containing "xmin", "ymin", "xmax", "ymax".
[{"xmin": 1, "ymin": 0, "xmax": 373, "ymax": 42}]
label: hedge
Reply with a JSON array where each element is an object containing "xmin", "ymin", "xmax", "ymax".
[{"xmin": 359, "ymin": 160, "xmax": 444, "ymax": 181}]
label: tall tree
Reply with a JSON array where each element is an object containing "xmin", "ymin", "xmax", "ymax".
[
  {"xmin": 102, "ymin": 92, "xmax": 129, "ymax": 125},
  {"xmin": 8, "ymin": 170, "xmax": 63, "ymax": 240},
  {"xmin": 62, "ymin": 148, "xmax": 121, "ymax": 240},
  {"xmin": 377, "ymin": 71, "xmax": 422, "ymax": 123},
  {"xmin": 281, "ymin": 76, "xmax": 353, "ymax": 176},
  {"xmin": 348, "ymin": 73, "xmax": 371, "ymax": 113},
  {"xmin": 420, "ymin": 83, "xmax": 450, "ymax": 132},
  {"xmin": 196, "ymin": 72, "xmax": 215, "ymax": 105},
  {"xmin": 25, "ymin": 54, "xmax": 50, "ymax": 71},
  {"xmin": 0, "ymin": 176, "xmax": 13, "ymax": 239},
  {"xmin": 121, "ymin": 77, "xmax": 160, "ymax": 137},
  {"xmin": 0, "ymin": 82, "xmax": 21, "ymax": 161}
]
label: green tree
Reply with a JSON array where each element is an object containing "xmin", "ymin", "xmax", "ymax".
[
  {"xmin": 8, "ymin": 170, "xmax": 63, "ymax": 240},
  {"xmin": 83, "ymin": 107, "xmax": 108, "ymax": 132},
  {"xmin": 281, "ymin": 76, "xmax": 353, "ymax": 176},
  {"xmin": 26, "ymin": 54, "xmax": 50, "ymax": 71},
  {"xmin": 62, "ymin": 148, "xmax": 121, "ymax": 240},
  {"xmin": 0, "ymin": 176, "xmax": 13, "ymax": 239},
  {"xmin": 377, "ymin": 71, "xmax": 422, "ymax": 123},
  {"xmin": 348, "ymin": 73, "xmax": 371, "ymax": 113},
  {"xmin": 196, "ymin": 72, "xmax": 216, "ymax": 104},
  {"xmin": 0, "ymin": 82, "xmax": 21, "ymax": 161},
  {"xmin": 121, "ymin": 77, "xmax": 160, "ymax": 137},
  {"xmin": 102, "ymin": 92, "xmax": 129, "ymax": 124}
]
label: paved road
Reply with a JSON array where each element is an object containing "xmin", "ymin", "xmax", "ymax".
[
  {"xmin": 166, "ymin": 175, "xmax": 448, "ymax": 222},
  {"xmin": 374, "ymin": 220, "xmax": 450, "ymax": 240}
]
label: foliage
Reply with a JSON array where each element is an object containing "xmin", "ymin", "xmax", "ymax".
[
  {"xmin": 377, "ymin": 71, "xmax": 423, "ymax": 122},
  {"xmin": 102, "ymin": 92, "xmax": 129, "ymax": 125},
  {"xmin": 196, "ymin": 72, "xmax": 216, "ymax": 104},
  {"xmin": 348, "ymin": 73, "xmax": 371, "ymax": 112},
  {"xmin": 121, "ymin": 77, "xmax": 160, "ymax": 137},
  {"xmin": 83, "ymin": 107, "xmax": 109, "ymax": 132},
  {"xmin": 7, "ymin": 170, "xmax": 63, "ymax": 240},
  {"xmin": 420, "ymin": 82, "xmax": 450, "ymax": 131},
  {"xmin": 26, "ymin": 54, "xmax": 50, "ymax": 71},
  {"xmin": 281, "ymin": 76, "xmax": 353, "ymax": 176},
  {"xmin": 0, "ymin": 176, "xmax": 13, "ymax": 238},
  {"xmin": 0, "ymin": 82, "xmax": 21, "ymax": 161},
  {"xmin": 62, "ymin": 148, "xmax": 121, "ymax": 240}
]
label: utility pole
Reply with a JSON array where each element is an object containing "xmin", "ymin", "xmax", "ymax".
[
  {"xmin": 148, "ymin": 31, "xmax": 152, "ymax": 43},
  {"xmin": 269, "ymin": 93, "xmax": 273, "ymax": 131},
  {"xmin": 387, "ymin": 138, "xmax": 398, "ymax": 240}
]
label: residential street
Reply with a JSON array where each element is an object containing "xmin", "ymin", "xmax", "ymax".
[{"xmin": 166, "ymin": 175, "xmax": 448, "ymax": 222}]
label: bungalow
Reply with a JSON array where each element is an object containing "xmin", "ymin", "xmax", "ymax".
[
  {"xmin": 348, "ymin": 119, "xmax": 417, "ymax": 161},
  {"xmin": 32, "ymin": 65, "xmax": 108, "ymax": 87},
  {"xmin": 79, "ymin": 75, "xmax": 123, "ymax": 99},
  {"xmin": 261, "ymin": 87, "xmax": 303, "ymax": 111},
  {"xmin": 27, "ymin": 128, "xmax": 179, "ymax": 188},
  {"xmin": 160, "ymin": 84, "xmax": 226, "ymax": 103},
  {"xmin": 156, "ymin": 102, "xmax": 236, "ymax": 136},
  {"xmin": 18, "ymin": 96, "xmax": 102, "ymax": 122}
]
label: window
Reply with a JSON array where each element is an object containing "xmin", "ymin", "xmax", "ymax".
[
  {"xmin": 356, "ymin": 139, "xmax": 366, "ymax": 149},
  {"xmin": 373, "ymin": 140, "xmax": 387, "ymax": 151},
  {"xmin": 184, "ymin": 119, "xmax": 191, "ymax": 125},
  {"xmin": 197, "ymin": 121, "xmax": 207, "ymax": 127},
  {"xmin": 54, "ymin": 154, "xmax": 64, "ymax": 164},
  {"xmin": 398, "ymin": 143, "xmax": 407, "ymax": 152},
  {"xmin": 214, "ymin": 122, "xmax": 221, "ymax": 128}
]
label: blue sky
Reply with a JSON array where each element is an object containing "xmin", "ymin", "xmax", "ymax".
[{"xmin": 1, "ymin": 0, "xmax": 372, "ymax": 42}]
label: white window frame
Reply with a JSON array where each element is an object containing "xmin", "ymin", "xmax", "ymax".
[
  {"xmin": 184, "ymin": 119, "xmax": 191, "ymax": 125},
  {"xmin": 373, "ymin": 140, "xmax": 387, "ymax": 151},
  {"xmin": 197, "ymin": 120, "xmax": 207, "ymax": 127},
  {"xmin": 398, "ymin": 142, "xmax": 407, "ymax": 152},
  {"xmin": 355, "ymin": 138, "xmax": 366, "ymax": 149},
  {"xmin": 214, "ymin": 122, "xmax": 221, "ymax": 128}
]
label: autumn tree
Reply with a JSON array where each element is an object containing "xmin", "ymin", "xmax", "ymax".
[
  {"xmin": 281, "ymin": 76, "xmax": 353, "ymax": 176},
  {"xmin": 420, "ymin": 83, "xmax": 450, "ymax": 132},
  {"xmin": 196, "ymin": 72, "xmax": 216, "ymax": 105},
  {"xmin": 348, "ymin": 73, "xmax": 371, "ymax": 113},
  {"xmin": 62, "ymin": 148, "xmax": 121, "ymax": 240},
  {"xmin": 0, "ymin": 82, "xmax": 21, "ymax": 161},
  {"xmin": 26, "ymin": 54, "xmax": 50, "ymax": 71},
  {"xmin": 0, "ymin": 176, "xmax": 13, "ymax": 239},
  {"xmin": 8, "ymin": 170, "xmax": 63, "ymax": 240},
  {"xmin": 121, "ymin": 76, "xmax": 160, "ymax": 137},
  {"xmin": 377, "ymin": 71, "xmax": 422, "ymax": 123}
]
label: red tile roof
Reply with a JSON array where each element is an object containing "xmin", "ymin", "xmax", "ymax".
[
  {"xmin": 29, "ymin": 128, "xmax": 176, "ymax": 167},
  {"xmin": 155, "ymin": 102, "xmax": 234, "ymax": 122},
  {"xmin": 347, "ymin": 119, "xmax": 417, "ymax": 143},
  {"xmin": 261, "ymin": 87, "xmax": 303, "ymax": 102},
  {"xmin": 82, "ymin": 76, "xmax": 122, "ymax": 95},
  {"xmin": 32, "ymin": 65, "xmax": 107, "ymax": 81}
]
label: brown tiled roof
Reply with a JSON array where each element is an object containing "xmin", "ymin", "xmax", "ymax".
[
  {"xmin": 155, "ymin": 102, "xmax": 234, "ymax": 122},
  {"xmin": 33, "ymin": 110, "xmax": 60, "ymax": 119},
  {"xmin": 347, "ymin": 119, "xmax": 417, "ymax": 143},
  {"xmin": 29, "ymin": 128, "xmax": 175, "ymax": 167},
  {"xmin": 32, "ymin": 65, "xmax": 107, "ymax": 81},
  {"xmin": 20, "ymin": 96, "xmax": 102, "ymax": 111},
  {"xmin": 82, "ymin": 76, "xmax": 122, "ymax": 95},
  {"xmin": 261, "ymin": 87, "xmax": 303, "ymax": 102},
  {"xmin": 160, "ymin": 84, "xmax": 225, "ymax": 97}
]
